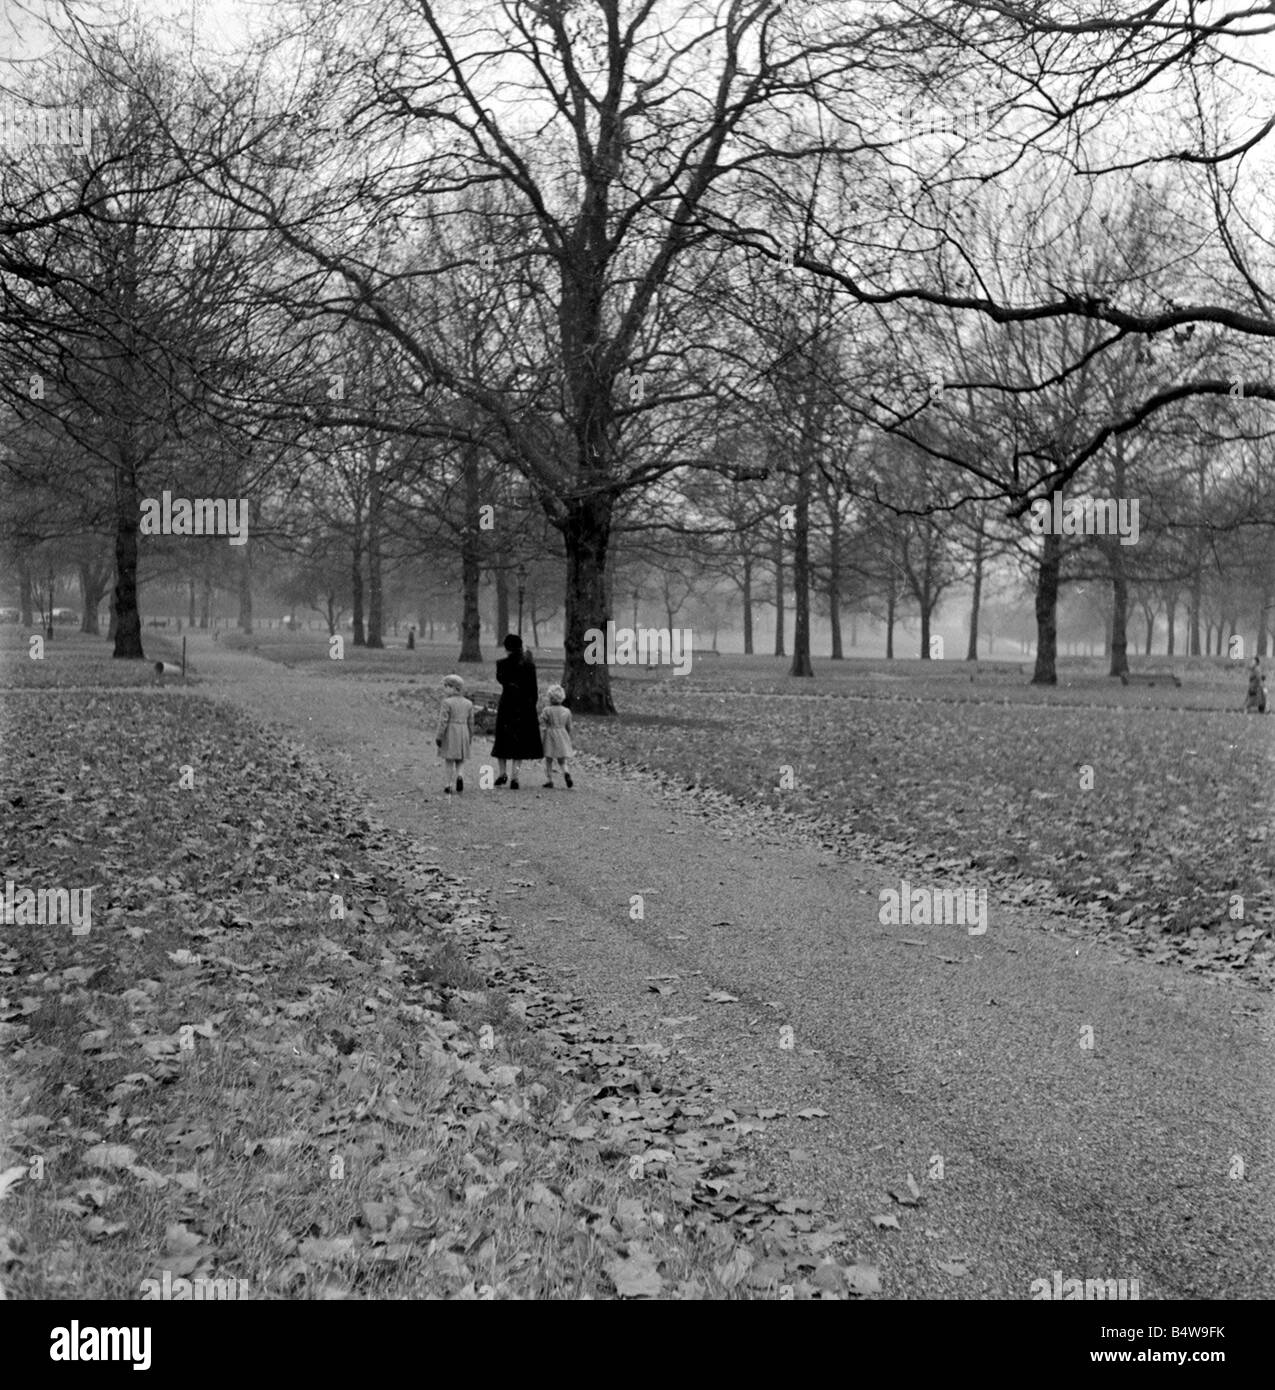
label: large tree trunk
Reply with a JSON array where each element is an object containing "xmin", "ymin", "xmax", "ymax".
[
  {"xmin": 200, "ymin": 577, "xmax": 212, "ymax": 630},
  {"xmin": 1032, "ymin": 531, "xmax": 1061, "ymax": 685},
  {"xmin": 366, "ymin": 448, "xmax": 384, "ymax": 649},
  {"xmin": 742, "ymin": 554, "xmax": 754, "ymax": 655},
  {"xmin": 1108, "ymin": 545, "xmax": 1129, "ymax": 677},
  {"xmin": 19, "ymin": 557, "xmax": 34, "ymax": 627},
  {"xmin": 827, "ymin": 501, "xmax": 843, "ymax": 659},
  {"xmin": 351, "ymin": 525, "xmax": 365, "ymax": 648},
  {"xmin": 459, "ymin": 445, "xmax": 483, "ymax": 661},
  {"xmin": 79, "ymin": 560, "xmax": 109, "ymax": 635},
  {"xmin": 112, "ymin": 445, "xmax": 145, "ymax": 659},
  {"xmin": 789, "ymin": 467, "xmax": 813, "ymax": 677},
  {"xmin": 1163, "ymin": 590, "xmax": 1176, "ymax": 655},
  {"xmin": 237, "ymin": 523, "xmax": 253, "ymax": 636},
  {"xmin": 773, "ymin": 524, "xmax": 785, "ymax": 657},
  {"xmin": 495, "ymin": 567, "xmax": 510, "ymax": 638},
  {"xmin": 562, "ymin": 497, "xmax": 616, "ymax": 714},
  {"xmin": 966, "ymin": 521, "xmax": 984, "ymax": 660},
  {"xmin": 1143, "ymin": 606, "xmax": 1155, "ymax": 656},
  {"xmin": 919, "ymin": 594, "xmax": 932, "ymax": 659},
  {"xmin": 1188, "ymin": 562, "xmax": 1202, "ymax": 655}
]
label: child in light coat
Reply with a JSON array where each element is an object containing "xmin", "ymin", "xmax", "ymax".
[
  {"xmin": 435, "ymin": 674, "xmax": 475, "ymax": 793},
  {"xmin": 539, "ymin": 684, "xmax": 575, "ymax": 788}
]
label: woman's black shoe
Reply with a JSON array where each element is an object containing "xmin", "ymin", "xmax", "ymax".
[
  {"xmin": 564, "ymin": 773, "xmax": 573, "ymax": 788},
  {"xmin": 509, "ymin": 778, "xmax": 519, "ymax": 790},
  {"xmin": 455, "ymin": 777, "xmax": 463, "ymax": 793},
  {"xmin": 494, "ymin": 774, "xmax": 508, "ymax": 786}
]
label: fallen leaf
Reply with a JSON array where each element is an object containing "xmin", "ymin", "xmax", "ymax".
[
  {"xmin": 82, "ymin": 1216, "xmax": 128, "ymax": 1239},
  {"xmin": 608, "ymin": 1244, "xmax": 664, "ymax": 1298},
  {"xmin": 0, "ymin": 1166, "xmax": 27, "ymax": 1201},
  {"xmin": 714, "ymin": 1246, "xmax": 754, "ymax": 1289},
  {"xmin": 845, "ymin": 1264, "xmax": 882, "ymax": 1296}
]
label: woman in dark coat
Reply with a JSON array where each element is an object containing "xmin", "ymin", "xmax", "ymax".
[{"xmin": 491, "ymin": 633, "xmax": 543, "ymax": 788}]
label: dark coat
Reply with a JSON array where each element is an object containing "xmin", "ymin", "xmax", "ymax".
[{"xmin": 491, "ymin": 653, "xmax": 543, "ymax": 758}]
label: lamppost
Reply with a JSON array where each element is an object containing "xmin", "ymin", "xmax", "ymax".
[{"xmin": 516, "ymin": 562, "xmax": 527, "ymax": 639}]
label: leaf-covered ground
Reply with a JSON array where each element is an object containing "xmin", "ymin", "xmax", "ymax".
[
  {"xmin": 569, "ymin": 676, "xmax": 1275, "ymax": 989},
  {"xmin": 0, "ymin": 661, "xmax": 886, "ymax": 1299}
]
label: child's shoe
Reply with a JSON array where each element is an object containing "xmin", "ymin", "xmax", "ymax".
[
  {"xmin": 543, "ymin": 780, "xmax": 554, "ymax": 789},
  {"xmin": 509, "ymin": 778, "xmax": 519, "ymax": 790},
  {"xmin": 564, "ymin": 772, "xmax": 574, "ymax": 788},
  {"xmin": 443, "ymin": 787, "xmax": 452, "ymax": 794},
  {"xmin": 494, "ymin": 774, "xmax": 508, "ymax": 787},
  {"xmin": 456, "ymin": 777, "xmax": 464, "ymax": 793}
]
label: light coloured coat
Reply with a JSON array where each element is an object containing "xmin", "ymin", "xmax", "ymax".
[
  {"xmin": 539, "ymin": 703, "xmax": 574, "ymax": 760},
  {"xmin": 436, "ymin": 694, "xmax": 474, "ymax": 760}
]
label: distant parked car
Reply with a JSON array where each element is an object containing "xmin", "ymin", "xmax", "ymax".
[
  {"xmin": 51, "ymin": 608, "xmax": 79, "ymax": 625},
  {"xmin": 0, "ymin": 608, "xmax": 19, "ymax": 623}
]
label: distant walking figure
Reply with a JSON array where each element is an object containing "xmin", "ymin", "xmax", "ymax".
[
  {"xmin": 435, "ymin": 674, "xmax": 474, "ymax": 793},
  {"xmin": 540, "ymin": 684, "xmax": 575, "ymax": 788},
  {"xmin": 491, "ymin": 634, "xmax": 542, "ymax": 788},
  {"xmin": 1245, "ymin": 657, "xmax": 1267, "ymax": 713}
]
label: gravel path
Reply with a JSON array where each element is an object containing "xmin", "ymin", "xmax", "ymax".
[{"xmin": 191, "ymin": 637, "xmax": 1274, "ymax": 1300}]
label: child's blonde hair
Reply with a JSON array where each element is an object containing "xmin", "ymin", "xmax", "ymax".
[
  {"xmin": 443, "ymin": 674, "xmax": 465, "ymax": 693},
  {"xmin": 546, "ymin": 684, "xmax": 566, "ymax": 704}
]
